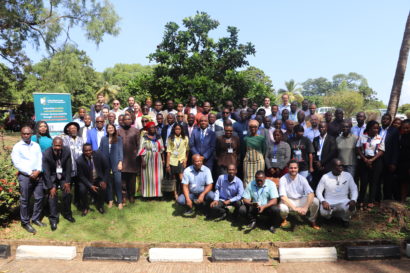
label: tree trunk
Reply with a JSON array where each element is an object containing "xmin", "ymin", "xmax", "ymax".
[{"xmin": 388, "ymin": 11, "xmax": 410, "ymax": 117}]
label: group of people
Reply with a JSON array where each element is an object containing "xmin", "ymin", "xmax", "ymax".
[{"xmin": 10, "ymin": 93, "xmax": 410, "ymax": 234}]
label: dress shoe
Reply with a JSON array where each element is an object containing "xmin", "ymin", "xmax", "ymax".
[
  {"xmin": 214, "ymin": 213, "xmax": 227, "ymax": 222},
  {"xmin": 342, "ymin": 220, "xmax": 350, "ymax": 228},
  {"xmin": 22, "ymin": 224, "xmax": 36, "ymax": 234},
  {"xmin": 32, "ymin": 220, "xmax": 47, "ymax": 227},
  {"xmin": 97, "ymin": 207, "xmax": 105, "ymax": 214},
  {"xmin": 311, "ymin": 222, "xmax": 320, "ymax": 230},
  {"xmin": 81, "ymin": 209, "xmax": 89, "ymax": 216},
  {"xmin": 269, "ymin": 225, "xmax": 276, "ymax": 234},
  {"xmin": 183, "ymin": 209, "xmax": 195, "ymax": 217},
  {"xmin": 50, "ymin": 222, "xmax": 57, "ymax": 231},
  {"xmin": 247, "ymin": 221, "xmax": 257, "ymax": 230},
  {"xmin": 64, "ymin": 216, "xmax": 76, "ymax": 223}
]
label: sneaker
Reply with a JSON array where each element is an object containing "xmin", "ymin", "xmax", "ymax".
[
  {"xmin": 247, "ymin": 221, "xmax": 257, "ymax": 230},
  {"xmin": 269, "ymin": 226, "xmax": 276, "ymax": 234},
  {"xmin": 183, "ymin": 209, "xmax": 195, "ymax": 217}
]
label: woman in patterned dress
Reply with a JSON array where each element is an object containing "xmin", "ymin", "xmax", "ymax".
[
  {"xmin": 243, "ymin": 120, "xmax": 266, "ymax": 185},
  {"xmin": 138, "ymin": 121, "xmax": 165, "ymax": 197}
]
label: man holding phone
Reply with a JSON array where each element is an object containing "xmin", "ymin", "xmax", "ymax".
[{"xmin": 239, "ymin": 170, "xmax": 280, "ymax": 233}]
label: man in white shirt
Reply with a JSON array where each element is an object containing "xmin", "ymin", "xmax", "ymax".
[
  {"xmin": 316, "ymin": 159, "xmax": 358, "ymax": 227},
  {"xmin": 111, "ymin": 99, "xmax": 123, "ymax": 124},
  {"xmin": 278, "ymin": 94, "xmax": 291, "ymax": 114},
  {"xmin": 278, "ymin": 160, "xmax": 320, "ymax": 229},
  {"xmin": 215, "ymin": 108, "xmax": 236, "ymax": 128},
  {"xmin": 261, "ymin": 97, "xmax": 272, "ymax": 116},
  {"xmin": 11, "ymin": 126, "xmax": 45, "ymax": 233}
]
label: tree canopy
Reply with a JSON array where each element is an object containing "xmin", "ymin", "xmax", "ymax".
[
  {"xmin": 0, "ymin": 0, "xmax": 120, "ymax": 70},
  {"xmin": 132, "ymin": 11, "xmax": 274, "ymax": 106}
]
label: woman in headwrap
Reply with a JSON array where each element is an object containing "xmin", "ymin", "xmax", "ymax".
[
  {"xmin": 243, "ymin": 120, "xmax": 266, "ymax": 185},
  {"xmin": 138, "ymin": 121, "xmax": 165, "ymax": 197}
]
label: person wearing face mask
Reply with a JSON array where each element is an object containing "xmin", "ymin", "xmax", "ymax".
[
  {"xmin": 42, "ymin": 137, "xmax": 73, "ymax": 230},
  {"xmin": 356, "ymin": 120, "xmax": 385, "ymax": 209},
  {"xmin": 11, "ymin": 126, "xmax": 45, "ymax": 234},
  {"xmin": 117, "ymin": 114, "xmax": 140, "ymax": 204},
  {"xmin": 31, "ymin": 121, "xmax": 52, "ymax": 152},
  {"xmin": 316, "ymin": 159, "xmax": 358, "ymax": 227}
]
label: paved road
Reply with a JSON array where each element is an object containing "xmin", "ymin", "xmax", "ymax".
[{"xmin": 1, "ymin": 257, "xmax": 410, "ymax": 273}]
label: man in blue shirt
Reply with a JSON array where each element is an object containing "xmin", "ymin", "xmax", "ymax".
[
  {"xmin": 351, "ymin": 112, "xmax": 366, "ymax": 137},
  {"xmin": 239, "ymin": 170, "xmax": 280, "ymax": 233},
  {"xmin": 177, "ymin": 154, "xmax": 215, "ymax": 217},
  {"xmin": 210, "ymin": 164, "xmax": 244, "ymax": 221},
  {"xmin": 11, "ymin": 126, "xmax": 45, "ymax": 233}
]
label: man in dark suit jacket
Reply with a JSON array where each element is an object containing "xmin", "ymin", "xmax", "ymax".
[
  {"xmin": 312, "ymin": 122, "xmax": 337, "ymax": 189},
  {"xmin": 42, "ymin": 137, "xmax": 74, "ymax": 230},
  {"xmin": 380, "ymin": 114, "xmax": 400, "ymax": 200},
  {"xmin": 87, "ymin": 116, "xmax": 106, "ymax": 151},
  {"xmin": 90, "ymin": 94, "xmax": 110, "ymax": 121},
  {"xmin": 161, "ymin": 113, "xmax": 176, "ymax": 146},
  {"xmin": 176, "ymin": 111, "xmax": 189, "ymax": 136},
  {"xmin": 189, "ymin": 115, "xmax": 216, "ymax": 170},
  {"xmin": 76, "ymin": 144, "xmax": 109, "ymax": 215}
]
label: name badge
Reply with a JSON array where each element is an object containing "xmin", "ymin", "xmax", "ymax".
[
  {"xmin": 56, "ymin": 167, "xmax": 63, "ymax": 174},
  {"xmin": 173, "ymin": 151, "xmax": 179, "ymax": 156},
  {"xmin": 227, "ymin": 148, "xmax": 233, "ymax": 153},
  {"xmin": 294, "ymin": 150, "xmax": 302, "ymax": 156},
  {"xmin": 317, "ymin": 152, "xmax": 321, "ymax": 156},
  {"xmin": 243, "ymin": 130, "xmax": 248, "ymax": 135},
  {"xmin": 271, "ymin": 158, "xmax": 277, "ymax": 163}
]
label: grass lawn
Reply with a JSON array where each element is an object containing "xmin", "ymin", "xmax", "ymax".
[
  {"xmin": 1, "ymin": 132, "xmax": 409, "ymax": 243},
  {"xmin": 1, "ymin": 199, "xmax": 409, "ymax": 243}
]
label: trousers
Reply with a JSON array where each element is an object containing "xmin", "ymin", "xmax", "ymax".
[
  {"xmin": 279, "ymin": 196, "xmax": 319, "ymax": 223},
  {"xmin": 18, "ymin": 174, "xmax": 44, "ymax": 225},
  {"xmin": 209, "ymin": 200, "xmax": 242, "ymax": 218},
  {"xmin": 320, "ymin": 202, "xmax": 355, "ymax": 222},
  {"xmin": 48, "ymin": 181, "xmax": 73, "ymax": 224},
  {"xmin": 78, "ymin": 181, "xmax": 106, "ymax": 210},
  {"xmin": 238, "ymin": 204, "xmax": 281, "ymax": 225}
]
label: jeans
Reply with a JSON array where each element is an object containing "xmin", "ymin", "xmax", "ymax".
[
  {"xmin": 177, "ymin": 191, "xmax": 215, "ymax": 207},
  {"xmin": 107, "ymin": 171, "xmax": 123, "ymax": 203}
]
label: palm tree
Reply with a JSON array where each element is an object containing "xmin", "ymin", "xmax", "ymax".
[
  {"xmin": 388, "ymin": 11, "xmax": 410, "ymax": 117},
  {"xmin": 278, "ymin": 79, "xmax": 304, "ymax": 103},
  {"xmin": 96, "ymin": 82, "xmax": 121, "ymax": 103}
]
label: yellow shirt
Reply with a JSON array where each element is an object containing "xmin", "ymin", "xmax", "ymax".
[{"xmin": 167, "ymin": 136, "xmax": 189, "ymax": 166}]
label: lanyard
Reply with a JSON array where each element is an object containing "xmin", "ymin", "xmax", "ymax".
[
  {"xmin": 272, "ymin": 143, "xmax": 278, "ymax": 156},
  {"xmin": 174, "ymin": 137, "xmax": 182, "ymax": 150}
]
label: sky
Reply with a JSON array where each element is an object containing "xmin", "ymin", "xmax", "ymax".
[{"xmin": 24, "ymin": 0, "xmax": 410, "ymax": 105}]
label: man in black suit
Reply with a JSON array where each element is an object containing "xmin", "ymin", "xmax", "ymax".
[
  {"xmin": 208, "ymin": 113, "xmax": 223, "ymax": 133},
  {"xmin": 380, "ymin": 114, "xmax": 400, "ymax": 200},
  {"xmin": 42, "ymin": 137, "xmax": 74, "ymax": 230},
  {"xmin": 312, "ymin": 122, "xmax": 337, "ymax": 190},
  {"xmin": 176, "ymin": 111, "xmax": 189, "ymax": 136},
  {"xmin": 76, "ymin": 144, "xmax": 109, "ymax": 216},
  {"xmin": 161, "ymin": 113, "xmax": 176, "ymax": 146}
]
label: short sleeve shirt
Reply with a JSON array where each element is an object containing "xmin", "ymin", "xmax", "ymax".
[
  {"xmin": 182, "ymin": 165, "xmax": 213, "ymax": 194},
  {"xmin": 279, "ymin": 173, "xmax": 313, "ymax": 199},
  {"xmin": 243, "ymin": 179, "xmax": 279, "ymax": 205},
  {"xmin": 356, "ymin": 134, "xmax": 385, "ymax": 157},
  {"xmin": 288, "ymin": 137, "xmax": 314, "ymax": 171}
]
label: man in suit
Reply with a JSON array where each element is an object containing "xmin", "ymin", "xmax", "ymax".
[
  {"xmin": 380, "ymin": 113, "xmax": 400, "ymax": 200},
  {"xmin": 76, "ymin": 144, "xmax": 109, "ymax": 216},
  {"xmin": 87, "ymin": 116, "xmax": 106, "ymax": 151},
  {"xmin": 90, "ymin": 94, "xmax": 110, "ymax": 116},
  {"xmin": 90, "ymin": 102, "xmax": 103, "ymax": 125},
  {"xmin": 79, "ymin": 115, "xmax": 93, "ymax": 143},
  {"xmin": 312, "ymin": 122, "xmax": 337, "ymax": 190},
  {"xmin": 161, "ymin": 113, "xmax": 176, "ymax": 146},
  {"xmin": 42, "ymin": 137, "xmax": 74, "ymax": 230},
  {"xmin": 189, "ymin": 115, "xmax": 216, "ymax": 170},
  {"xmin": 187, "ymin": 113, "xmax": 197, "ymax": 138},
  {"xmin": 176, "ymin": 111, "xmax": 189, "ymax": 136},
  {"xmin": 208, "ymin": 113, "xmax": 222, "ymax": 133}
]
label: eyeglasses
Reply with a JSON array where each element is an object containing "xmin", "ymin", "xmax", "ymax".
[
  {"xmin": 96, "ymin": 121, "xmax": 104, "ymax": 123},
  {"xmin": 142, "ymin": 120, "xmax": 148, "ymax": 122},
  {"xmin": 113, "ymin": 103, "xmax": 119, "ymax": 105},
  {"xmin": 223, "ymin": 112, "xmax": 230, "ymax": 114},
  {"xmin": 177, "ymin": 115, "xmax": 184, "ymax": 117}
]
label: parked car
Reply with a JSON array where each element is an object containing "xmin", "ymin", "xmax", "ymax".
[{"xmin": 317, "ymin": 107, "xmax": 335, "ymax": 115}]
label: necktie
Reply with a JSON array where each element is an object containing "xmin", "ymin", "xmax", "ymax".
[
  {"xmin": 56, "ymin": 158, "xmax": 62, "ymax": 180},
  {"xmin": 200, "ymin": 130, "xmax": 205, "ymax": 143}
]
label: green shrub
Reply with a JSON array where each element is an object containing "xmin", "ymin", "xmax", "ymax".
[{"xmin": 0, "ymin": 144, "xmax": 20, "ymax": 226}]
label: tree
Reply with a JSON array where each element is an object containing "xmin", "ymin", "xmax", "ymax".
[
  {"xmin": 398, "ymin": 103, "xmax": 410, "ymax": 113},
  {"xmin": 239, "ymin": 66, "xmax": 275, "ymax": 104},
  {"xmin": 102, "ymin": 63, "xmax": 153, "ymax": 87},
  {"xmin": 332, "ymin": 72, "xmax": 368, "ymax": 91},
  {"xmin": 22, "ymin": 45, "xmax": 102, "ymax": 110},
  {"xmin": 301, "ymin": 77, "xmax": 332, "ymax": 96},
  {"xmin": 144, "ymin": 12, "xmax": 257, "ymax": 106},
  {"xmin": 96, "ymin": 82, "xmax": 120, "ymax": 103},
  {"xmin": 388, "ymin": 11, "xmax": 410, "ymax": 117},
  {"xmin": 0, "ymin": 0, "xmax": 120, "ymax": 70},
  {"xmin": 278, "ymin": 79, "xmax": 302, "ymax": 94},
  {"xmin": 0, "ymin": 63, "xmax": 19, "ymax": 104},
  {"xmin": 323, "ymin": 90, "xmax": 364, "ymax": 117}
]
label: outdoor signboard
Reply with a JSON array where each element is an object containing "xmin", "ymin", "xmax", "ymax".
[{"xmin": 33, "ymin": 93, "xmax": 72, "ymax": 136}]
